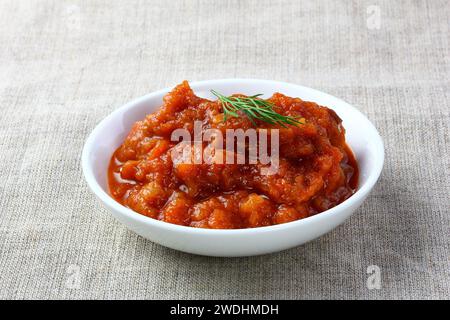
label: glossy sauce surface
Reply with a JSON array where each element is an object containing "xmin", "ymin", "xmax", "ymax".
[{"xmin": 108, "ymin": 81, "xmax": 358, "ymax": 229}]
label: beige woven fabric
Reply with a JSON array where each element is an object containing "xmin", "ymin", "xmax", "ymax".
[{"xmin": 0, "ymin": 0, "xmax": 449, "ymax": 300}]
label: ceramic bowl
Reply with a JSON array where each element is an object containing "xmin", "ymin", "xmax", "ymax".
[{"xmin": 82, "ymin": 79, "xmax": 384, "ymax": 257}]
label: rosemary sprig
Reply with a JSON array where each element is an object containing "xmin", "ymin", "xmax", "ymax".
[{"xmin": 211, "ymin": 90, "xmax": 303, "ymax": 127}]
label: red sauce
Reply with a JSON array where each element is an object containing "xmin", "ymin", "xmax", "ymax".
[{"xmin": 108, "ymin": 81, "xmax": 358, "ymax": 229}]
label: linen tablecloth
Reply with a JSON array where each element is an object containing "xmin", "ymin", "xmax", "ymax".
[{"xmin": 0, "ymin": 0, "xmax": 449, "ymax": 299}]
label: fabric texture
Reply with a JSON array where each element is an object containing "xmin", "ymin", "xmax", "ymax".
[{"xmin": 0, "ymin": 0, "xmax": 449, "ymax": 299}]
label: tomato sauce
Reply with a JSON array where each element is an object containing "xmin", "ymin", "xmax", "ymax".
[{"xmin": 108, "ymin": 81, "xmax": 358, "ymax": 229}]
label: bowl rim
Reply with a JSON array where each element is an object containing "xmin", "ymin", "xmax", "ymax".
[{"xmin": 82, "ymin": 78, "xmax": 384, "ymax": 235}]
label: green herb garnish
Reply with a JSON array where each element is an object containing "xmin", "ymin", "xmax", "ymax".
[{"xmin": 211, "ymin": 90, "xmax": 303, "ymax": 127}]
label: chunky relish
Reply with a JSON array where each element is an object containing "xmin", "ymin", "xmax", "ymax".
[{"xmin": 108, "ymin": 81, "xmax": 358, "ymax": 229}]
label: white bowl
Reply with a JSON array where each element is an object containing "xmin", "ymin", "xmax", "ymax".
[{"xmin": 82, "ymin": 79, "xmax": 384, "ymax": 257}]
